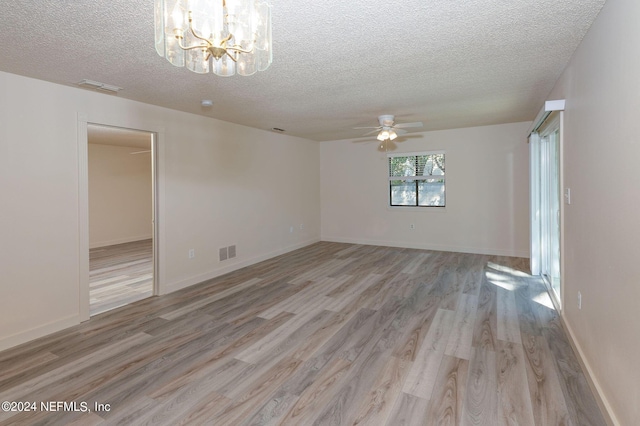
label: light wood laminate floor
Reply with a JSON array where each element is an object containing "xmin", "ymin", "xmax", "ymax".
[
  {"xmin": 0, "ymin": 242, "xmax": 606, "ymax": 425},
  {"xmin": 90, "ymin": 239, "xmax": 153, "ymax": 316}
]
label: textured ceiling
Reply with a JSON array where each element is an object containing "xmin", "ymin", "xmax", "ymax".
[{"xmin": 0, "ymin": 0, "xmax": 606, "ymax": 141}]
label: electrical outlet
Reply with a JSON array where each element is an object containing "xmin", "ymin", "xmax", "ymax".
[
  {"xmin": 289, "ymin": 226, "xmax": 294, "ymax": 233},
  {"xmin": 409, "ymin": 224, "xmax": 415, "ymax": 230},
  {"xmin": 578, "ymin": 291, "xmax": 582, "ymax": 309},
  {"xmin": 188, "ymin": 249, "xmax": 195, "ymax": 259},
  {"xmin": 299, "ymin": 223, "xmax": 304, "ymax": 230}
]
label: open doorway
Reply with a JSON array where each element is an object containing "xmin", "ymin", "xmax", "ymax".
[{"xmin": 87, "ymin": 124, "xmax": 156, "ymax": 315}]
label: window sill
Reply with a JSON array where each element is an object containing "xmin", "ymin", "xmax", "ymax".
[{"xmin": 387, "ymin": 205, "xmax": 447, "ymax": 212}]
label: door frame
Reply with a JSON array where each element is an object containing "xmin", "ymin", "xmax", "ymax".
[{"xmin": 77, "ymin": 113, "xmax": 165, "ymax": 321}]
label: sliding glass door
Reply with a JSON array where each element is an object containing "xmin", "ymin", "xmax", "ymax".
[
  {"xmin": 531, "ymin": 113, "xmax": 562, "ymax": 306},
  {"xmin": 541, "ymin": 122, "xmax": 561, "ymax": 300}
]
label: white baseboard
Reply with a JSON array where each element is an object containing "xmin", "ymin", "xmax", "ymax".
[
  {"xmin": 320, "ymin": 235, "xmax": 529, "ymax": 258},
  {"xmin": 0, "ymin": 315, "xmax": 80, "ymax": 352},
  {"xmin": 560, "ymin": 315, "xmax": 620, "ymax": 426},
  {"xmin": 165, "ymin": 238, "xmax": 321, "ymax": 294},
  {"xmin": 90, "ymin": 235, "xmax": 153, "ymax": 249}
]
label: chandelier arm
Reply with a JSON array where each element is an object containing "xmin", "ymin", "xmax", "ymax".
[
  {"xmin": 185, "ymin": 11, "xmax": 214, "ymax": 46},
  {"xmin": 181, "ymin": 44, "xmax": 213, "ymax": 51},
  {"xmin": 175, "ymin": 37, "xmax": 210, "ymax": 51},
  {"xmin": 226, "ymin": 45, "xmax": 253, "ymax": 54}
]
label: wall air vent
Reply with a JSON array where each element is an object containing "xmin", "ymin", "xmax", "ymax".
[{"xmin": 77, "ymin": 79, "xmax": 122, "ymax": 93}]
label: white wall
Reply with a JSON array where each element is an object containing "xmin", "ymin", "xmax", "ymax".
[
  {"xmin": 0, "ymin": 71, "xmax": 320, "ymax": 350},
  {"xmin": 544, "ymin": 0, "xmax": 640, "ymax": 423},
  {"xmin": 321, "ymin": 122, "xmax": 530, "ymax": 256},
  {"xmin": 88, "ymin": 143, "xmax": 152, "ymax": 248}
]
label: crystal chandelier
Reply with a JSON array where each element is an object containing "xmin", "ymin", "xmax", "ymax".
[{"xmin": 154, "ymin": 0, "xmax": 272, "ymax": 77}]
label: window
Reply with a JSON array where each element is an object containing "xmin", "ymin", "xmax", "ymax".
[{"xmin": 388, "ymin": 151, "xmax": 445, "ymax": 207}]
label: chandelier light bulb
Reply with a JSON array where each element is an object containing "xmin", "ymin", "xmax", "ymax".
[{"xmin": 171, "ymin": 3, "xmax": 184, "ymax": 28}]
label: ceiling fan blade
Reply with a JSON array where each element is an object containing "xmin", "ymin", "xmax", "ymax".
[
  {"xmin": 362, "ymin": 129, "xmax": 380, "ymax": 136},
  {"xmin": 353, "ymin": 126, "xmax": 381, "ymax": 130},
  {"xmin": 394, "ymin": 128, "xmax": 408, "ymax": 136},
  {"xmin": 394, "ymin": 121, "xmax": 423, "ymax": 129}
]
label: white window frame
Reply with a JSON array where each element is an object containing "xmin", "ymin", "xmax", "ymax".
[{"xmin": 387, "ymin": 150, "xmax": 446, "ymax": 208}]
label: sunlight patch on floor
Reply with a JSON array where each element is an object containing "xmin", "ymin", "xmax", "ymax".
[
  {"xmin": 485, "ymin": 261, "xmax": 532, "ymax": 291},
  {"xmin": 486, "ymin": 270, "xmax": 519, "ymax": 291},
  {"xmin": 532, "ymin": 291, "xmax": 555, "ymax": 309},
  {"xmin": 486, "ymin": 262, "xmax": 530, "ymax": 277}
]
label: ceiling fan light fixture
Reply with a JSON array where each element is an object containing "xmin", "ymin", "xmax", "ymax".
[
  {"xmin": 377, "ymin": 128, "xmax": 397, "ymax": 141},
  {"xmin": 377, "ymin": 130, "xmax": 389, "ymax": 141},
  {"xmin": 154, "ymin": 0, "xmax": 273, "ymax": 77}
]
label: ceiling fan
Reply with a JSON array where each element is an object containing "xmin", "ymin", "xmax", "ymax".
[{"xmin": 355, "ymin": 115, "xmax": 423, "ymax": 141}]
